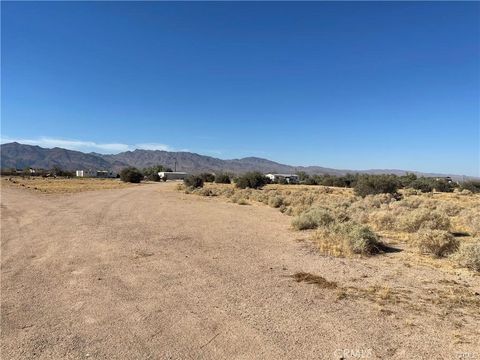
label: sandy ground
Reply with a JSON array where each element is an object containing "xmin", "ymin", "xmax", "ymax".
[{"xmin": 1, "ymin": 183, "xmax": 479, "ymax": 359}]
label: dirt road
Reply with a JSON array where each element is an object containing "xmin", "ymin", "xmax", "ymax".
[{"xmin": 1, "ymin": 184, "xmax": 479, "ymax": 359}]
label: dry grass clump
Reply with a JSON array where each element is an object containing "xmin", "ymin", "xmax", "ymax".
[
  {"xmin": 369, "ymin": 210, "xmax": 396, "ymax": 231},
  {"xmin": 291, "ymin": 207, "xmax": 339, "ymax": 230},
  {"xmin": 435, "ymin": 202, "xmax": 462, "ymax": 216},
  {"xmin": 314, "ymin": 221, "xmax": 383, "ymax": 256},
  {"xmin": 268, "ymin": 196, "xmax": 284, "ymax": 208},
  {"xmin": 454, "ymin": 241, "xmax": 480, "ymax": 272},
  {"xmin": 458, "ymin": 208, "xmax": 480, "ymax": 236},
  {"xmin": 413, "ymin": 229, "xmax": 459, "ymax": 257},
  {"xmin": 397, "ymin": 209, "xmax": 450, "ymax": 233}
]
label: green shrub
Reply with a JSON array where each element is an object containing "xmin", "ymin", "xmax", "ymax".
[
  {"xmin": 411, "ymin": 178, "xmax": 434, "ymax": 192},
  {"xmin": 434, "ymin": 179, "xmax": 455, "ymax": 193},
  {"xmin": 120, "ymin": 167, "xmax": 143, "ymax": 183},
  {"xmin": 143, "ymin": 165, "xmax": 171, "ymax": 178},
  {"xmin": 414, "ymin": 229, "xmax": 459, "ymax": 257},
  {"xmin": 460, "ymin": 181, "xmax": 480, "ymax": 194},
  {"xmin": 454, "ymin": 241, "xmax": 480, "ymax": 272},
  {"xmin": 236, "ymin": 172, "xmax": 268, "ymax": 189},
  {"xmin": 184, "ymin": 175, "xmax": 204, "ymax": 189},
  {"xmin": 214, "ymin": 173, "xmax": 231, "ymax": 184},
  {"xmin": 199, "ymin": 173, "xmax": 215, "ymax": 183},
  {"xmin": 146, "ymin": 173, "xmax": 160, "ymax": 182},
  {"xmin": 354, "ymin": 175, "xmax": 399, "ymax": 197}
]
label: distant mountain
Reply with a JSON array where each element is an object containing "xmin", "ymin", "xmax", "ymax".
[
  {"xmin": 0, "ymin": 142, "xmax": 113, "ymax": 170},
  {"xmin": 0, "ymin": 142, "xmax": 474, "ymax": 181}
]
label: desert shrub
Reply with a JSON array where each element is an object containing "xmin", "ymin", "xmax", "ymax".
[
  {"xmin": 460, "ymin": 181, "xmax": 480, "ymax": 194},
  {"xmin": 411, "ymin": 178, "xmax": 434, "ymax": 193},
  {"xmin": 340, "ymin": 222, "xmax": 383, "ymax": 255},
  {"xmin": 230, "ymin": 195, "xmax": 249, "ymax": 205},
  {"xmin": 436, "ymin": 202, "xmax": 461, "ymax": 216},
  {"xmin": 315, "ymin": 221, "xmax": 383, "ymax": 256},
  {"xmin": 184, "ymin": 175, "xmax": 204, "ymax": 189},
  {"xmin": 143, "ymin": 165, "xmax": 171, "ymax": 178},
  {"xmin": 434, "ymin": 179, "xmax": 455, "ymax": 193},
  {"xmin": 120, "ymin": 167, "xmax": 143, "ymax": 183},
  {"xmin": 398, "ymin": 209, "xmax": 450, "ymax": 233},
  {"xmin": 370, "ymin": 211, "xmax": 396, "ymax": 230},
  {"xmin": 199, "ymin": 173, "xmax": 215, "ymax": 182},
  {"xmin": 214, "ymin": 173, "xmax": 231, "ymax": 184},
  {"xmin": 292, "ymin": 207, "xmax": 337, "ymax": 230},
  {"xmin": 236, "ymin": 172, "xmax": 268, "ymax": 189},
  {"xmin": 268, "ymin": 196, "xmax": 283, "ymax": 208},
  {"xmin": 459, "ymin": 208, "xmax": 480, "ymax": 236},
  {"xmin": 146, "ymin": 172, "xmax": 161, "ymax": 182},
  {"xmin": 304, "ymin": 177, "xmax": 318, "ymax": 185},
  {"xmin": 414, "ymin": 229, "xmax": 459, "ymax": 257},
  {"xmin": 460, "ymin": 189, "xmax": 473, "ymax": 196},
  {"xmin": 197, "ymin": 188, "xmax": 217, "ymax": 196},
  {"xmin": 390, "ymin": 197, "xmax": 423, "ymax": 210},
  {"xmin": 454, "ymin": 241, "xmax": 480, "ymax": 272},
  {"xmin": 354, "ymin": 175, "xmax": 400, "ymax": 197},
  {"xmin": 403, "ymin": 188, "xmax": 419, "ymax": 196},
  {"xmin": 399, "ymin": 173, "xmax": 418, "ymax": 188},
  {"xmin": 361, "ymin": 193, "xmax": 395, "ymax": 209}
]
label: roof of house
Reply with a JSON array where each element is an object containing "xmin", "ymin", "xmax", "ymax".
[{"xmin": 266, "ymin": 173, "xmax": 299, "ymax": 177}]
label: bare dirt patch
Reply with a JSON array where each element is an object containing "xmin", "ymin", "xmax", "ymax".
[
  {"xmin": 2, "ymin": 183, "xmax": 480, "ymax": 359},
  {"xmin": 1, "ymin": 176, "xmax": 133, "ymax": 193}
]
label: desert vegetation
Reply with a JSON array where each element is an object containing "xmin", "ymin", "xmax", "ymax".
[
  {"xmin": 120, "ymin": 167, "xmax": 143, "ymax": 183},
  {"xmin": 182, "ymin": 178, "xmax": 480, "ymax": 272}
]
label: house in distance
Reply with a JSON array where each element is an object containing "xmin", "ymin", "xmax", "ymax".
[
  {"xmin": 76, "ymin": 170, "xmax": 116, "ymax": 178},
  {"xmin": 265, "ymin": 173, "xmax": 299, "ymax": 184},
  {"xmin": 158, "ymin": 171, "xmax": 188, "ymax": 181}
]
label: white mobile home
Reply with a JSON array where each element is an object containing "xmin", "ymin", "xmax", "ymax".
[
  {"xmin": 265, "ymin": 173, "xmax": 299, "ymax": 184},
  {"xmin": 76, "ymin": 170, "xmax": 97, "ymax": 177},
  {"xmin": 76, "ymin": 170, "xmax": 116, "ymax": 178},
  {"xmin": 158, "ymin": 171, "xmax": 188, "ymax": 181}
]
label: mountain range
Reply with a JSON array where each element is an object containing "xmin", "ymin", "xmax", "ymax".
[{"xmin": 0, "ymin": 142, "xmax": 474, "ymax": 181}]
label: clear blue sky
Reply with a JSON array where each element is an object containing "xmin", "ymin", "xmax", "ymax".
[{"xmin": 2, "ymin": 2, "xmax": 479, "ymax": 176}]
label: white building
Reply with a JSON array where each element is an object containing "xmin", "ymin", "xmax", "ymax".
[
  {"xmin": 76, "ymin": 170, "xmax": 97, "ymax": 177},
  {"xmin": 76, "ymin": 170, "xmax": 116, "ymax": 178},
  {"xmin": 265, "ymin": 173, "xmax": 299, "ymax": 184},
  {"xmin": 158, "ymin": 171, "xmax": 188, "ymax": 181}
]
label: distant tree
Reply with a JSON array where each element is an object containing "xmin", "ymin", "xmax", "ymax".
[
  {"xmin": 304, "ymin": 177, "xmax": 318, "ymax": 185},
  {"xmin": 461, "ymin": 181, "xmax": 480, "ymax": 194},
  {"xmin": 296, "ymin": 171, "xmax": 310, "ymax": 183},
  {"xmin": 354, "ymin": 175, "xmax": 400, "ymax": 197},
  {"xmin": 50, "ymin": 166, "xmax": 74, "ymax": 177},
  {"xmin": 411, "ymin": 178, "xmax": 434, "ymax": 192},
  {"xmin": 214, "ymin": 173, "xmax": 231, "ymax": 184},
  {"xmin": 236, "ymin": 172, "xmax": 268, "ymax": 189},
  {"xmin": 434, "ymin": 179, "xmax": 456, "ymax": 193},
  {"xmin": 120, "ymin": 167, "xmax": 143, "ymax": 183},
  {"xmin": 400, "ymin": 172, "xmax": 418, "ymax": 188},
  {"xmin": 199, "ymin": 173, "xmax": 215, "ymax": 183}
]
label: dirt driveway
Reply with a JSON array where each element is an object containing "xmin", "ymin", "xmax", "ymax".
[{"xmin": 1, "ymin": 183, "xmax": 479, "ymax": 359}]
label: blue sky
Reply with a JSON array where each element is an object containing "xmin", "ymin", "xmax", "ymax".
[{"xmin": 2, "ymin": 2, "xmax": 479, "ymax": 175}]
